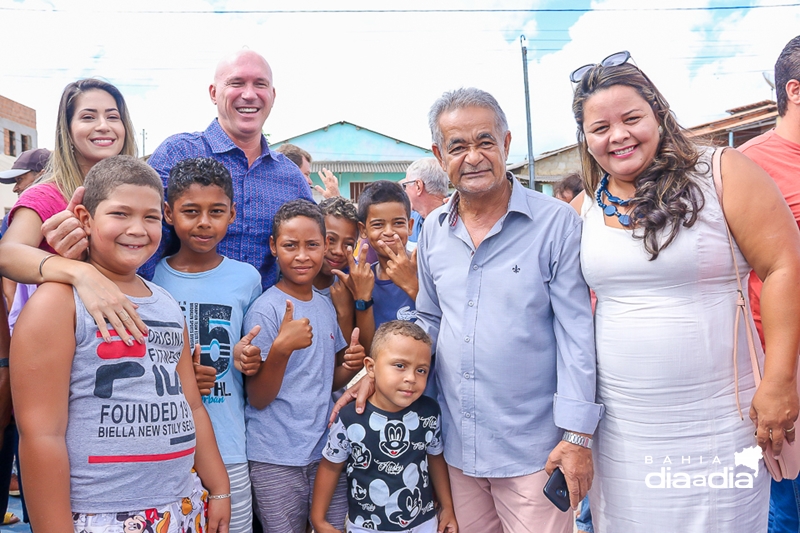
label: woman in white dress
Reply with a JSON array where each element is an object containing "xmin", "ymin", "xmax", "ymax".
[{"xmin": 569, "ymin": 53, "xmax": 800, "ymax": 532}]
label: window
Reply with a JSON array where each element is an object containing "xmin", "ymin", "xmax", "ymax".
[
  {"xmin": 350, "ymin": 182, "xmax": 370, "ymax": 202},
  {"xmin": 4, "ymin": 129, "xmax": 16, "ymax": 156},
  {"xmin": 21, "ymin": 135, "xmax": 31, "ymax": 152}
]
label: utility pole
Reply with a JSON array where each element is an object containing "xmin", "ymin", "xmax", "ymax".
[
  {"xmin": 520, "ymin": 35, "xmax": 535, "ymax": 190},
  {"xmin": 141, "ymin": 129, "xmax": 147, "ymax": 157}
]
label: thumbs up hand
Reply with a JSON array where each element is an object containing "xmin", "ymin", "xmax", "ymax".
[
  {"xmin": 342, "ymin": 327, "xmax": 366, "ymax": 372},
  {"xmin": 234, "ymin": 325, "xmax": 262, "ymax": 376},
  {"xmin": 274, "ymin": 300, "xmax": 314, "ymax": 356},
  {"xmin": 192, "ymin": 343, "xmax": 217, "ymax": 396}
]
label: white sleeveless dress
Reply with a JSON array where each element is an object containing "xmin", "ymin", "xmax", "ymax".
[{"xmin": 581, "ymin": 148, "xmax": 769, "ymax": 532}]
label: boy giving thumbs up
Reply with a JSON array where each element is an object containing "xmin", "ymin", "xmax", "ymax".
[{"xmin": 243, "ymin": 200, "xmax": 365, "ymax": 533}]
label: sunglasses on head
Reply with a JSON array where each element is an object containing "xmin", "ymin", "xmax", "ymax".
[{"xmin": 570, "ymin": 51, "xmax": 632, "ymax": 83}]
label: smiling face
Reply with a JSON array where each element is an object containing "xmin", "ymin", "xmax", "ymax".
[
  {"xmin": 433, "ymin": 105, "xmax": 511, "ymax": 197},
  {"xmin": 366, "ymin": 333, "xmax": 431, "ymax": 412},
  {"xmin": 582, "ymin": 84, "xmax": 661, "ymax": 184},
  {"xmin": 360, "ymin": 201, "xmax": 410, "ymax": 258},
  {"xmin": 270, "ymin": 215, "xmax": 325, "ymax": 298},
  {"xmin": 69, "ymin": 89, "xmax": 126, "ymax": 175},
  {"xmin": 164, "ymin": 184, "xmax": 235, "ymax": 258},
  {"xmin": 210, "ymin": 51, "xmax": 275, "ymax": 144},
  {"xmin": 80, "ymin": 184, "xmax": 162, "ymax": 278},
  {"xmin": 321, "ymin": 214, "xmax": 358, "ymax": 276}
]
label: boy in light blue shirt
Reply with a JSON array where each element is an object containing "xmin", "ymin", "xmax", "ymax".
[{"xmin": 152, "ymin": 157, "xmax": 262, "ymax": 533}]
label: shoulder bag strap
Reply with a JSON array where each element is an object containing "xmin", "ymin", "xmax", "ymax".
[{"xmin": 712, "ymin": 147, "xmax": 762, "ymax": 420}]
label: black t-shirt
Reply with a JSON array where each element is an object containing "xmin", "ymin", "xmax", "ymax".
[{"xmin": 323, "ymin": 396, "xmax": 443, "ymax": 530}]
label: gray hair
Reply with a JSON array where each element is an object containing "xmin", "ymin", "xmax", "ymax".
[
  {"xmin": 405, "ymin": 158, "xmax": 449, "ymax": 197},
  {"xmin": 428, "ymin": 87, "xmax": 509, "ymax": 149}
]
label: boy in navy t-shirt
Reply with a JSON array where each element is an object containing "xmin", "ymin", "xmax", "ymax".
[
  {"xmin": 332, "ymin": 181, "xmax": 418, "ymax": 356},
  {"xmin": 311, "ymin": 320, "xmax": 457, "ymax": 533}
]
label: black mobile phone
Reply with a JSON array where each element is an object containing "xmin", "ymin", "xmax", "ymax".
[{"xmin": 543, "ymin": 468, "xmax": 571, "ymax": 512}]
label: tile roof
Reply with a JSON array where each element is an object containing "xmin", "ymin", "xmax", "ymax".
[{"xmin": 310, "ymin": 161, "xmax": 412, "ymax": 173}]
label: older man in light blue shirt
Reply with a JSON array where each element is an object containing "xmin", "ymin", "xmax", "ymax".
[
  {"xmin": 334, "ymin": 88, "xmax": 602, "ymax": 533},
  {"xmin": 420, "ymin": 88, "xmax": 602, "ymax": 533}
]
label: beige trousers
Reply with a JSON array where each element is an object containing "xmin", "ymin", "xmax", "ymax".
[{"xmin": 448, "ymin": 465, "xmax": 573, "ymax": 533}]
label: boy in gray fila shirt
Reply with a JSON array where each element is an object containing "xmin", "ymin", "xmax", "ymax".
[
  {"xmin": 243, "ymin": 199, "xmax": 366, "ymax": 533},
  {"xmin": 10, "ymin": 156, "xmax": 230, "ymax": 533}
]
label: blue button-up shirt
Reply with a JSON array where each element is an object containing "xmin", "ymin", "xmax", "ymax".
[
  {"xmin": 416, "ymin": 175, "xmax": 603, "ymax": 478},
  {"xmin": 140, "ymin": 119, "xmax": 313, "ymax": 289}
]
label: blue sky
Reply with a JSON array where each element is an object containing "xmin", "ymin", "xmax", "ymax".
[{"xmin": 1, "ymin": 0, "xmax": 798, "ymax": 163}]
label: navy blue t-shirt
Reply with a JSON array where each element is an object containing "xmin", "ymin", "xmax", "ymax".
[
  {"xmin": 324, "ymin": 396, "xmax": 443, "ymax": 530},
  {"xmin": 371, "ymin": 263, "xmax": 416, "ymax": 328}
]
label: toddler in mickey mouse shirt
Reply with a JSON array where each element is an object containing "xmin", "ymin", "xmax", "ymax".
[{"xmin": 311, "ymin": 320, "xmax": 457, "ymax": 533}]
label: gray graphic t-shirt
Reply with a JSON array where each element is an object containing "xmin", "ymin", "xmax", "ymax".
[
  {"xmin": 244, "ymin": 286, "xmax": 347, "ymax": 466},
  {"xmin": 67, "ymin": 281, "xmax": 195, "ymax": 513}
]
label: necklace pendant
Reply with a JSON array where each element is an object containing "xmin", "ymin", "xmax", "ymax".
[
  {"xmin": 619, "ymin": 214, "xmax": 631, "ymax": 226},
  {"xmin": 604, "ymin": 205, "xmax": 617, "ymax": 217}
]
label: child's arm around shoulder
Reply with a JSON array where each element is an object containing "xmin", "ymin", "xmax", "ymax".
[
  {"xmin": 177, "ymin": 326, "xmax": 230, "ymax": 533},
  {"xmin": 11, "ymin": 282, "xmax": 77, "ymax": 533}
]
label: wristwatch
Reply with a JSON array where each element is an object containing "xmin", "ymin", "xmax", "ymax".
[
  {"xmin": 355, "ymin": 298, "xmax": 374, "ymax": 311},
  {"xmin": 562, "ymin": 431, "xmax": 593, "ymax": 449}
]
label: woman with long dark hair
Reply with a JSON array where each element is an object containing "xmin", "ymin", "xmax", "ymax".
[{"xmin": 571, "ymin": 52, "xmax": 800, "ymax": 531}]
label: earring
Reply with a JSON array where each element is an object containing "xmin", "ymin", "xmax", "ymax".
[{"xmin": 658, "ymin": 125, "xmax": 664, "ymax": 136}]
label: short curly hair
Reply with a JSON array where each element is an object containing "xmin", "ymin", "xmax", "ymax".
[
  {"xmin": 167, "ymin": 157, "xmax": 233, "ymax": 205},
  {"xmin": 319, "ymin": 196, "xmax": 358, "ymax": 225},
  {"xmin": 271, "ymin": 199, "xmax": 326, "ymax": 240}
]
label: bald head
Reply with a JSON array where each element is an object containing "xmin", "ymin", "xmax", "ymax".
[
  {"xmin": 214, "ymin": 50, "xmax": 272, "ymax": 85},
  {"xmin": 209, "ymin": 50, "xmax": 276, "ymax": 146}
]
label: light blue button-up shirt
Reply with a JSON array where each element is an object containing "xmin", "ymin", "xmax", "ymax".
[{"xmin": 416, "ymin": 175, "xmax": 603, "ymax": 478}]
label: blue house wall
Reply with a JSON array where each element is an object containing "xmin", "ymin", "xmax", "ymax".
[{"xmin": 271, "ymin": 121, "xmax": 433, "ymax": 200}]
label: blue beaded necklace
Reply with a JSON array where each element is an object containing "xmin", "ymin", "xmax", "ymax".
[{"xmin": 596, "ymin": 173, "xmax": 633, "ymax": 227}]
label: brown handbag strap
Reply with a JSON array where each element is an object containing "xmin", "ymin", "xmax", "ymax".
[{"xmin": 711, "ymin": 147, "xmax": 762, "ymax": 420}]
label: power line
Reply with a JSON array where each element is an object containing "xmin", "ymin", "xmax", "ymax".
[{"xmin": 1, "ymin": 3, "xmax": 799, "ymax": 13}]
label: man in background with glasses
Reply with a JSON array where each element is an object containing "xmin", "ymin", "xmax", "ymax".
[{"xmin": 398, "ymin": 158, "xmax": 449, "ymax": 251}]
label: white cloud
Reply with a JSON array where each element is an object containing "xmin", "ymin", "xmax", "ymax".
[{"xmin": 0, "ymin": 0, "xmax": 797, "ymax": 165}]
